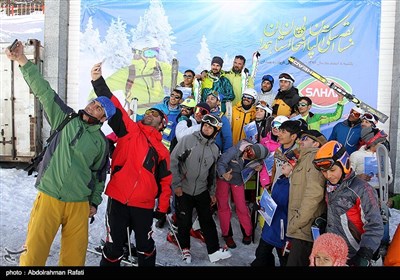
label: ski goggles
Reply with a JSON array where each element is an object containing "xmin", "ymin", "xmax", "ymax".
[
  {"xmin": 362, "ymin": 113, "xmax": 375, "ymax": 122},
  {"xmin": 312, "ymin": 158, "xmax": 337, "ymax": 171},
  {"xmin": 272, "ymin": 121, "xmax": 282, "ymax": 128},
  {"xmin": 145, "ymin": 109, "xmax": 161, "ymax": 118},
  {"xmin": 143, "ymin": 49, "xmax": 158, "ymax": 58},
  {"xmin": 202, "ymin": 114, "xmax": 221, "ymax": 128},
  {"xmin": 350, "ymin": 109, "xmax": 361, "ymax": 118},
  {"xmin": 195, "ymin": 107, "xmax": 209, "ymax": 115}
]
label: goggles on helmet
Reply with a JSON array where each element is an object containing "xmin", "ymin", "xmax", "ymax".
[
  {"xmin": 202, "ymin": 114, "xmax": 222, "ymax": 129},
  {"xmin": 362, "ymin": 113, "xmax": 376, "ymax": 122},
  {"xmin": 313, "ymin": 146, "xmax": 346, "ymax": 171}
]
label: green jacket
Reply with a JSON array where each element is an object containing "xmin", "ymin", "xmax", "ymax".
[
  {"xmin": 21, "ymin": 62, "xmax": 108, "ymax": 206},
  {"xmin": 223, "ymin": 70, "xmax": 254, "ymax": 106},
  {"xmin": 304, "ymin": 101, "xmax": 345, "ymax": 131}
]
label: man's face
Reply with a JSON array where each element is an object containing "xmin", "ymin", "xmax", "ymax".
[
  {"xmin": 142, "ymin": 109, "xmax": 163, "ymax": 130},
  {"xmin": 180, "ymin": 106, "xmax": 193, "ymax": 117},
  {"xmin": 299, "ymin": 135, "xmax": 318, "ymax": 149},
  {"xmin": 361, "ymin": 119, "xmax": 372, "ymax": 128},
  {"xmin": 261, "ymin": 80, "xmax": 272, "ymax": 92},
  {"xmin": 83, "ymin": 100, "xmax": 106, "ymax": 122},
  {"xmin": 201, "ymin": 123, "xmax": 215, "ymax": 137},
  {"xmin": 232, "ymin": 58, "xmax": 244, "ymax": 73},
  {"xmin": 206, "ymin": 95, "xmax": 219, "ymax": 109},
  {"xmin": 242, "ymin": 94, "xmax": 254, "ymax": 106},
  {"xmin": 183, "ymin": 72, "xmax": 194, "ymax": 87},
  {"xmin": 348, "ymin": 109, "xmax": 361, "ymax": 122},
  {"xmin": 169, "ymin": 91, "xmax": 182, "ymax": 106},
  {"xmin": 298, "ymin": 100, "xmax": 311, "ymax": 114},
  {"xmin": 194, "ymin": 107, "xmax": 209, "ymax": 122},
  {"xmin": 277, "ymin": 129, "xmax": 296, "ymax": 146},
  {"xmin": 210, "ymin": 63, "xmax": 222, "ymax": 75},
  {"xmin": 279, "ymin": 80, "xmax": 292, "ymax": 92}
]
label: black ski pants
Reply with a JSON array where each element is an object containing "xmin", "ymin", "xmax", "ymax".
[
  {"xmin": 100, "ymin": 198, "xmax": 155, "ymax": 267},
  {"xmin": 176, "ymin": 190, "xmax": 220, "ymax": 254}
]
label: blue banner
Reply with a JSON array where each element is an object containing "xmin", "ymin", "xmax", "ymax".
[{"xmin": 80, "ymin": 0, "xmax": 381, "ymax": 135}]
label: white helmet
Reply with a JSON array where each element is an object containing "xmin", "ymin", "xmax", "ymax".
[
  {"xmin": 256, "ymin": 102, "xmax": 272, "ymax": 116},
  {"xmin": 272, "ymin": 115, "xmax": 289, "ymax": 128},
  {"xmin": 242, "ymin": 88, "xmax": 257, "ymax": 100}
]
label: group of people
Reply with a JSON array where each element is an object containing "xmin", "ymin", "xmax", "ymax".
[{"xmin": 6, "ymin": 41, "xmax": 399, "ymax": 267}]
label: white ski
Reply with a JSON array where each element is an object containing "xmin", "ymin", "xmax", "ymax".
[{"xmin": 376, "ymin": 143, "xmax": 389, "ymax": 206}]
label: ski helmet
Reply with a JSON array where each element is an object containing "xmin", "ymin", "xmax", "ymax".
[
  {"xmin": 255, "ymin": 101, "xmax": 272, "ymax": 117},
  {"xmin": 279, "ymin": 73, "xmax": 295, "ymax": 84},
  {"xmin": 313, "ymin": 140, "xmax": 351, "ymax": 175},
  {"xmin": 201, "ymin": 114, "xmax": 223, "ymax": 131},
  {"xmin": 242, "ymin": 88, "xmax": 257, "ymax": 100},
  {"xmin": 271, "ymin": 115, "xmax": 289, "ymax": 128}
]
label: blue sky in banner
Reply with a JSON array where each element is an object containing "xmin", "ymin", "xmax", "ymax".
[{"xmin": 80, "ymin": 0, "xmax": 381, "ymax": 134}]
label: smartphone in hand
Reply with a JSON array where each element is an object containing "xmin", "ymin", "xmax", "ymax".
[{"xmin": 8, "ymin": 39, "xmax": 18, "ymax": 52}]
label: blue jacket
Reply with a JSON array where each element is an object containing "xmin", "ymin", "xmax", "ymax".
[
  {"xmin": 261, "ymin": 176, "xmax": 290, "ymax": 249},
  {"xmin": 329, "ymin": 119, "xmax": 361, "ymax": 155},
  {"xmin": 210, "ymin": 109, "xmax": 233, "ymax": 153}
]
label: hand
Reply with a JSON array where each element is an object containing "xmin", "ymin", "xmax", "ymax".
[
  {"xmin": 5, "ymin": 40, "xmax": 28, "ymax": 66},
  {"xmin": 210, "ymin": 195, "xmax": 217, "ymax": 207},
  {"xmin": 174, "ymin": 187, "xmax": 183, "ymax": 197},
  {"xmin": 153, "ymin": 210, "xmax": 166, "ymax": 221},
  {"xmin": 254, "ymin": 164, "xmax": 263, "ymax": 172},
  {"xmin": 91, "ymin": 63, "xmax": 102, "ymax": 81},
  {"xmin": 348, "ymin": 247, "xmax": 373, "ymax": 267},
  {"xmin": 89, "ymin": 205, "xmax": 97, "ymax": 218},
  {"xmin": 222, "ymin": 169, "xmax": 233, "ymax": 181}
]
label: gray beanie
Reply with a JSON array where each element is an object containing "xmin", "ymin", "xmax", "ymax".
[
  {"xmin": 252, "ymin": 144, "xmax": 269, "ymax": 160},
  {"xmin": 211, "ymin": 56, "xmax": 224, "ymax": 67}
]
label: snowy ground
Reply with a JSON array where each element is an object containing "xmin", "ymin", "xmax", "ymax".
[{"xmin": 0, "ymin": 167, "xmax": 399, "ymax": 268}]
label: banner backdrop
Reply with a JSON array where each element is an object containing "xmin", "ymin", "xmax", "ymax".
[{"xmin": 80, "ymin": 0, "xmax": 381, "ymax": 136}]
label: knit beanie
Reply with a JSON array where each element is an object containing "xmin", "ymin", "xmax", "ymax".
[
  {"xmin": 196, "ymin": 102, "xmax": 211, "ymax": 113},
  {"xmin": 361, "ymin": 127, "xmax": 387, "ymax": 148},
  {"xmin": 211, "ymin": 56, "xmax": 224, "ymax": 67},
  {"xmin": 262, "ymin": 74, "xmax": 274, "ymax": 87},
  {"xmin": 252, "ymin": 144, "xmax": 269, "ymax": 160},
  {"xmin": 94, "ymin": 96, "xmax": 116, "ymax": 120},
  {"xmin": 309, "ymin": 233, "xmax": 349, "ymax": 266}
]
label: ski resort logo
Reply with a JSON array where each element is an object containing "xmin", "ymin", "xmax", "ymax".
[{"xmin": 297, "ymin": 77, "xmax": 351, "ymax": 108}]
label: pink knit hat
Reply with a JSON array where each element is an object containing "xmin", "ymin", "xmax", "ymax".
[{"xmin": 309, "ymin": 233, "xmax": 348, "ymax": 266}]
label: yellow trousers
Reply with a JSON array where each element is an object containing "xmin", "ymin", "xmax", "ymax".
[{"xmin": 19, "ymin": 192, "xmax": 89, "ymax": 266}]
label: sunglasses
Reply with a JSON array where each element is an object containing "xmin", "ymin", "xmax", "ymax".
[
  {"xmin": 202, "ymin": 114, "xmax": 221, "ymax": 127},
  {"xmin": 272, "ymin": 121, "xmax": 282, "ymax": 128},
  {"xmin": 183, "ymin": 74, "xmax": 193, "ymax": 78},
  {"xmin": 181, "ymin": 105, "xmax": 193, "ymax": 111},
  {"xmin": 145, "ymin": 109, "xmax": 161, "ymax": 118},
  {"xmin": 242, "ymin": 95, "xmax": 254, "ymax": 100},
  {"xmin": 298, "ymin": 103, "xmax": 309, "ymax": 107},
  {"xmin": 350, "ymin": 110, "xmax": 361, "ymax": 117},
  {"xmin": 170, "ymin": 94, "xmax": 181, "ymax": 99},
  {"xmin": 195, "ymin": 107, "xmax": 209, "ymax": 115},
  {"xmin": 313, "ymin": 158, "xmax": 336, "ymax": 171}
]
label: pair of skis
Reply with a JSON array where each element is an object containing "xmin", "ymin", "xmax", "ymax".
[{"xmin": 288, "ymin": 56, "xmax": 389, "ymax": 123}]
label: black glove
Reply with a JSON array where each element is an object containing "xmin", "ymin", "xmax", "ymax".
[
  {"xmin": 153, "ymin": 210, "xmax": 166, "ymax": 221},
  {"xmin": 348, "ymin": 247, "xmax": 373, "ymax": 267}
]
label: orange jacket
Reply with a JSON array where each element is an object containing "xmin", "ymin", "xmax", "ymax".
[{"xmin": 384, "ymin": 224, "xmax": 400, "ymax": 266}]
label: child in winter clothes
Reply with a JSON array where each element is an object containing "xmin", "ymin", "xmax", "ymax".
[
  {"xmin": 309, "ymin": 233, "xmax": 349, "ymax": 266},
  {"xmin": 251, "ymin": 158, "xmax": 295, "ymax": 267}
]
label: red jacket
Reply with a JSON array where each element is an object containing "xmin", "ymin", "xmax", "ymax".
[{"xmin": 92, "ymin": 77, "xmax": 172, "ymax": 213}]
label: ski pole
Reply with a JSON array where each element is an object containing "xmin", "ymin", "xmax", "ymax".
[
  {"xmin": 126, "ymin": 227, "xmax": 133, "ymax": 266},
  {"xmin": 166, "ymin": 214, "xmax": 184, "ymax": 256}
]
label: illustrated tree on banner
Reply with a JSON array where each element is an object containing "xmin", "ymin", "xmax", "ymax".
[
  {"xmin": 80, "ymin": 16, "xmax": 104, "ymax": 60},
  {"xmin": 195, "ymin": 35, "xmax": 212, "ymax": 74},
  {"xmin": 97, "ymin": 0, "xmax": 183, "ymax": 111}
]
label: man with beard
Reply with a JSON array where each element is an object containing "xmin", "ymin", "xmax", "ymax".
[
  {"xmin": 224, "ymin": 55, "xmax": 254, "ymax": 106},
  {"xmin": 200, "ymin": 56, "xmax": 235, "ymax": 113}
]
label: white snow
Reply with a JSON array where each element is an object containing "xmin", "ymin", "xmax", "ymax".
[{"xmin": 0, "ymin": 167, "xmax": 399, "ymax": 267}]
